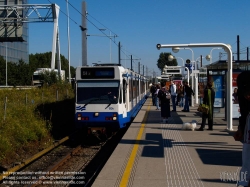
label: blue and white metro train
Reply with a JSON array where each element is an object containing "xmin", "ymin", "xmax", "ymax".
[{"xmin": 75, "ymin": 64, "xmax": 149, "ymax": 132}]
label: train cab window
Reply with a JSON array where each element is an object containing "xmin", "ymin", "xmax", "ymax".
[{"xmin": 76, "ymin": 81, "xmax": 119, "ymax": 104}]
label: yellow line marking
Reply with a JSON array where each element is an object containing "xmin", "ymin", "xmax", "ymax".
[{"xmin": 119, "ymin": 102, "xmax": 151, "ymax": 187}]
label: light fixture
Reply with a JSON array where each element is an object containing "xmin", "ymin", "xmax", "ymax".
[
  {"xmin": 205, "ymin": 55, "xmax": 211, "ymax": 61},
  {"xmin": 172, "ymin": 47, "xmax": 180, "ymax": 53},
  {"xmin": 156, "ymin": 44, "xmax": 161, "ymax": 50},
  {"xmin": 168, "ymin": 55, "xmax": 174, "ymax": 61}
]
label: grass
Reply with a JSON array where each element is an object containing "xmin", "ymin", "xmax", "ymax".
[{"xmin": 0, "ymin": 83, "xmax": 75, "ymax": 166}]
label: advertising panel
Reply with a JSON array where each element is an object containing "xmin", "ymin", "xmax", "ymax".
[
  {"xmin": 173, "ymin": 80, "xmax": 182, "ymax": 87},
  {"xmin": 208, "ymin": 75, "xmax": 224, "ymax": 108},
  {"xmin": 232, "ymin": 72, "xmax": 241, "ymax": 118}
]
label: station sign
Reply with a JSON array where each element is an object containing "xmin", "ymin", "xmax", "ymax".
[{"xmin": 164, "ymin": 66, "xmax": 182, "ymax": 74}]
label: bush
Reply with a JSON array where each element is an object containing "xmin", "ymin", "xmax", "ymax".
[{"xmin": 0, "ymin": 83, "xmax": 75, "ymax": 164}]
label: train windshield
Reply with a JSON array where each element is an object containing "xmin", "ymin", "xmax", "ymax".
[{"xmin": 77, "ymin": 81, "xmax": 119, "ymax": 104}]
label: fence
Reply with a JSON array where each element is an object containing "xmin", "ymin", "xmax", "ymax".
[{"xmin": 0, "ymin": 86, "xmax": 74, "ymax": 122}]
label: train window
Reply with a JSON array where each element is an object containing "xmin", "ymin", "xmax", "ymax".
[
  {"xmin": 119, "ymin": 86, "xmax": 122, "ymax": 104},
  {"xmin": 133, "ymin": 80, "xmax": 136, "ymax": 100},
  {"xmin": 130, "ymin": 79, "xmax": 132, "ymax": 102},
  {"xmin": 136, "ymin": 79, "xmax": 139, "ymax": 98},
  {"xmin": 76, "ymin": 81, "xmax": 119, "ymax": 104},
  {"xmin": 123, "ymin": 79, "xmax": 127, "ymax": 104}
]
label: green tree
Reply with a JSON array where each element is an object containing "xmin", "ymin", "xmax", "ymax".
[
  {"xmin": 0, "ymin": 56, "xmax": 6, "ymax": 85},
  {"xmin": 39, "ymin": 70, "xmax": 59, "ymax": 85},
  {"xmin": 0, "ymin": 52, "xmax": 76, "ymax": 86},
  {"xmin": 157, "ymin": 52, "xmax": 178, "ymax": 73},
  {"xmin": 29, "ymin": 52, "xmax": 76, "ymax": 80},
  {"xmin": 16, "ymin": 59, "xmax": 32, "ymax": 85}
]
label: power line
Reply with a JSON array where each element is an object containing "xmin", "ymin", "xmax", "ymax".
[
  {"xmin": 87, "ymin": 13, "xmax": 118, "ymax": 37},
  {"xmin": 60, "ymin": 0, "xmax": 141, "ymax": 65}
]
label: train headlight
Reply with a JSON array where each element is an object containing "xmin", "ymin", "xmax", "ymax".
[
  {"xmin": 112, "ymin": 113, "xmax": 117, "ymax": 120},
  {"xmin": 77, "ymin": 113, "xmax": 81, "ymax": 120},
  {"xmin": 94, "ymin": 112, "xmax": 99, "ymax": 117}
]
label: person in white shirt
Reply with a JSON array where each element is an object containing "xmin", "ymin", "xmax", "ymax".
[
  {"xmin": 154, "ymin": 84, "xmax": 160, "ymax": 110},
  {"xmin": 170, "ymin": 81, "xmax": 177, "ymax": 111}
]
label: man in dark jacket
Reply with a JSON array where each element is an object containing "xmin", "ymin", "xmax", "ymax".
[
  {"xmin": 182, "ymin": 81, "xmax": 194, "ymax": 112},
  {"xmin": 150, "ymin": 83, "xmax": 157, "ymax": 106},
  {"xmin": 234, "ymin": 71, "xmax": 250, "ymax": 141},
  {"xmin": 233, "ymin": 72, "xmax": 250, "ymax": 187}
]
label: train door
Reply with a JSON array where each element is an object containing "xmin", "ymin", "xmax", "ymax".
[
  {"xmin": 131, "ymin": 73, "xmax": 134, "ymax": 108},
  {"xmin": 125, "ymin": 77, "xmax": 130, "ymax": 112},
  {"xmin": 122, "ymin": 78, "xmax": 127, "ymax": 119}
]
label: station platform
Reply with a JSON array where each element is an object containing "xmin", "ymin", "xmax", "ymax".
[{"xmin": 92, "ymin": 97, "xmax": 243, "ymax": 187}]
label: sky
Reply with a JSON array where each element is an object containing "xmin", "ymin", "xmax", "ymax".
[{"xmin": 28, "ymin": 0, "xmax": 250, "ymax": 76}]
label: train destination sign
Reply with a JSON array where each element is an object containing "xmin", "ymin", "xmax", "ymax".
[{"xmin": 81, "ymin": 68, "xmax": 115, "ymax": 79}]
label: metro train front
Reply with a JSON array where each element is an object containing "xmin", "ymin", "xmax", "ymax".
[{"xmin": 74, "ymin": 64, "xmax": 148, "ymax": 132}]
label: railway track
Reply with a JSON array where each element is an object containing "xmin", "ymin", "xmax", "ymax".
[{"xmin": 0, "ymin": 127, "xmax": 127, "ymax": 187}]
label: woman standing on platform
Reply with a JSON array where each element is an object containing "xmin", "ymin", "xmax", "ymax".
[
  {"xmin": 155, "ymin": 84, "xmax": 161, "ymax": 110},
  {"xmin": 178, "ymin": 84, "xmax": 184, "ymax": 107},
  {"xmin": 157, "ymin": 82, "xmax": 171, "ymax": 123},
  {"xmin": 197, "ymin": 81, "xmax": 215, "ymax": 131}
]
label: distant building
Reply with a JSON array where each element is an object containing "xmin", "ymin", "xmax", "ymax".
[{"xmin": 0, "ymin": 0, "xmax": 29, "ymax": 63}]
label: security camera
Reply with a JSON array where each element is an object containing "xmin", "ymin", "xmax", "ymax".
[{"xmin": 156, "ymin": 44, "xmax": 161, "ymax": 50}]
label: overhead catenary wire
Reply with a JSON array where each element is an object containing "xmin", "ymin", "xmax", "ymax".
[
  {"xmin": 47, "ymin": 0, "xmax": 142, "ymax": 66},
  {"xmin": 211, "ymin": 41, "xmax": 250, "ymax": 62}
]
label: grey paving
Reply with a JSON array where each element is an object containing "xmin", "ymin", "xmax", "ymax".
[{"xmin": 92, "ymin": 97, "xmax": 243, "ymax": 187}]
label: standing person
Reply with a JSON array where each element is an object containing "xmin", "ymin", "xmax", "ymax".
[
  {"xmin": 170, "ymin": 81, "xmax": 177, "ymax": 111},
  {"xmin": 197, "ymin": 81, "xmax": 215, "ymax": 131},
  {"xmin": 233, "ymin": 87, "xmax": 239, "ymax": 104},
  {"xmin": 176, "ymin": 84, "xmax": 180, "ymax": 106},
  {"xmin": 150, "ymin": 83, "xmax": 156, "ymax": 106},
  {"xmin": 182, "ymin": 82, "xmax": 194, "ymax": 112},
  {"xmin": 178, "ymin": 84, "xmax": 184, "ymax": 107},
  {"xmin": 233, "ymin": 71, "xmax": 250, "ymax": 187},
  {"xmin": 158, "ymin": 82, "xmax": 171, "ymax": 123},
  {"xmin": 154, "ymin": 84, "xmax": 160, "ymax": 110}
]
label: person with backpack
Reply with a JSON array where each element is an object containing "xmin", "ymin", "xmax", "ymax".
[
  {"xmin": 197, "ymin": 81, "xmax": 215, "ymax": 131},
  {"xmin": 158, "ymin": 82, "xmax": 171, "ymax": 123}
]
